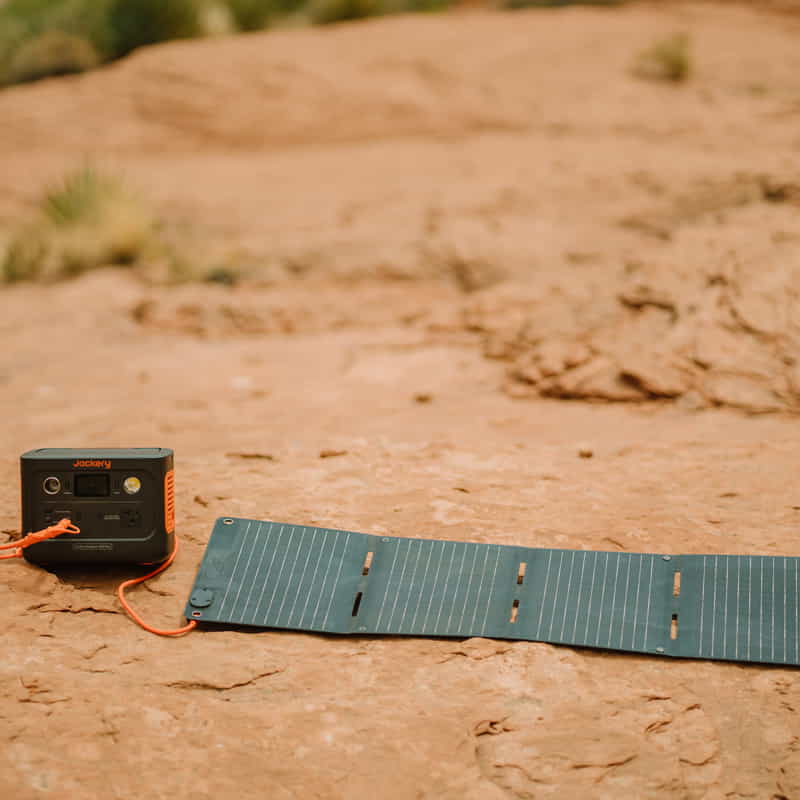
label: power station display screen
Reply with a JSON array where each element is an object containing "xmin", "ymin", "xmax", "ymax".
[{"xmin": 74, "ymin": 473, "xmax": 110, "ymax": 497}]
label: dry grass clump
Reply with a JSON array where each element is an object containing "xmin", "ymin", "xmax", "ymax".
[
  {"xmin": 504, "ymin": 0, "xmax": 621, "ymax": 8},
  {"xmin": 0, "ymin": 167, "xmax": 254, "ymax": 285},
  {"xmin": 632, "ymin": 32, "xmax": 691, "ymax": 83},
  {"xmin": 4, "ymin": 30, "xmax": 99, "ymax": 84},
  {"xmin": 1, "ymin": 168, "xmax": 159, "ymax": 283},
  {"xmin": 225, "ymin": 0, "xmax": 304, "ymax": 30}
]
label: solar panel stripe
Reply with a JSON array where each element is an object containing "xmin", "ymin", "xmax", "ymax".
[
  {"xmin": 582, "ymin": 551, "xmax": 598, "ymax": 642},
  {"xmin": 386, "ymin": 539, "xmax": 411, "ymax": 632},
  {"xmin": 455, "ymin": 546, "xmax": 471, "ymax": 632},
  {"xmin": 479, "ymin": 547, "xmax": 501, "ymax": 636},
  {"xmin": 240, "ymin": 521, "xmax": 266, "ymax": 621},
  {"xmin": 399, "ymin": 540, "xmax": 424, "ymax": 632},
  {"xmin": 298, "ymin": 531, "xmax": 326, "ymax": 627},
  {"xmin": 375, "ymin": 539, "xmax": 400, "ymax": 630},
  {"xmin": 432, "ymin": 542, "xmax": 454, "ymax": 634},
  {"xmin": 630, "ymin": 555, "xmax": 643, "ymax": 650},
  {"xmin": 273, "ymin": 527, "xmax": 304, "ymax": 626},
  {"xmin": 771, "ymin": 558, "xmax": 776, "ymax": 662},
  {"xmin": 570, "ymin": 551, "xmax": 586, "ymax": 642},
  {"xmin": 422, "ymin": 541, "xmax": 444, "ymax": 634},
  {"xmin": 411, "ymin": 542, "xmax": 436, "ymax": 633},
  {"xmin": 735, "ymin": 557, "xmax": 741, "ymax": 661},
  {"xmin": 262, "ymin": 525, "xmax": 295, "ymax": 623},
  {"xmin": 548, "ymin": 552, "xmax": 564, "ymax": 640},
  {"xmin": 310, "ymin": 530, "xmax": 339, "ymax": 629},
  {"xmin": 447, "ymin": 546, "xmax": 468, "ymax": 633},
  {"xmin": 699, "ymin": 556, "xmax": 706, "ymax": 657},
  {"xmin": 643, "ymin": 556, "xmax": 654, "ymax": 650},
  {"xmin": 242, "ymin": 522, "xmax": 272, "ymax": 621},
  {"xmin": 239, "ymin": 522, "xmax": 269, "ymax": 621},
  {"xmin": 620, "ymin": 555, "xmax": 630, "ymax": 649},
  {"xmin": 465, "ymin": 547, "xmax": 481, "ymax": 633},
  {"xmin": 759, "ymin": 558, "xmax": 764, "ymax": 661},
  {"xmin": 217, "ymin": 520, "xmax": 250, "ymax": 619},
  {"xmin": 286, "ymin": 528, "xmax": 317, "ymax": 627},
  {"xmin": 468, "ymin": 545, "xmax": 490, "ymax": 634},
  {"xmin": 594, "ymin": 553, "xmax": 609, "ymax": 647},
  {"xmin": 783, "ymin": 558, "xmax": 788, "ymax": 663},
  {"xmin": 251, "ymin": 524, "xmax": 284, "ymax": 623},
  {"xmin": 607, "ymin": 554, "xmax": 621, "ymax": 649},
  {"xmin": 711, "ymin": 556, "xmax": 718, "ymax": 659},
  {"xmin": 412, "ymin": 543, "xmax": 429, "ymax": 629},
  {"xmin": 558, "ymin": 552, "xmax": 576, "ymax": 642},
  {"xmin": 186, "ymin": 518, "xmax": 800, "ymax": 666},
  {"xmin": 747, "ymin": 556, "xmax": 752, "ymax": 661},
  {"xmin": 227, "ymin": 520, "xmax": 256, "ymax": 622},
  {"xmin": 321, "ymin": 534, "xmax": 349, "ymax": 628},
  {"xmin": 536, "ymin": 550, "xmax": 553, "ymax": 639},
  {"xmin": 409, "ymin": 540, "xmax": 432, "ymax": 631},
  {"xmin": 457, "ymin": 546, "xmax": 478, "ymax": 633}
]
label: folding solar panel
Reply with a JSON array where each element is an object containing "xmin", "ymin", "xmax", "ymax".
[{"xmin": 185, "ymin": 517, "xmax": 800, "ymax": 666}]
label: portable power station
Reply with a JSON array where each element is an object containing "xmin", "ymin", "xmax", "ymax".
[{"xmin": 20, "ymin": 448, "xmax": 174, "ymax": 565}]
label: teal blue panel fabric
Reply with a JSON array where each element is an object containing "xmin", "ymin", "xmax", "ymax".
[{"xmin": 185, "ymin": 518, "xmax": 800, "ymax": 666}]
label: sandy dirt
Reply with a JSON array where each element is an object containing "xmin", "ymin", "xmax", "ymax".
[{"xmin": 1, "ymin": 3, "xmax": 800, "ymax": 798}]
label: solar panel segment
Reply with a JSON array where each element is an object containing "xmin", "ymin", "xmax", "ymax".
[{"xmin": 185, "ymin": 517, "xmax": 800, "ymax": 666}]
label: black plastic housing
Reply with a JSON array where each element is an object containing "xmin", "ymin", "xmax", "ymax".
[{"xmin": 21, "ymin": 448, "xmax": 174, "ymax": 565}]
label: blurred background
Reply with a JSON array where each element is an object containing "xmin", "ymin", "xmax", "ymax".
[
  {"xmin": 1, "ymin": 2, "xmax": 800, "ymax": 798},
  {"xmin": 1, "ymin": 0, "xmax": 799, "ymax": 414}
]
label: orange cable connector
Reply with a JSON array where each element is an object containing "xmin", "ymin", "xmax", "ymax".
[{"xmin": 0, "ymin": 517, "xmax": 79, "ymax": 558}]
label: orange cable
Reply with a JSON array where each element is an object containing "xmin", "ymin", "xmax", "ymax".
[
  {"xmin": 2, "ymin": 518, "xmax": 196, "ymax": 637},
  {"xmin": 0, "ymin": 518, "xmax": 80, "ymax": 557},
  {"xmin": 116, "ymin": 535, "xmax": 197, "ymax": 637}
]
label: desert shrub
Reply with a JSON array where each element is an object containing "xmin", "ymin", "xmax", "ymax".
[
  {"xmin": 198, "ymin": 2, "xmax": 239, "ymax": 35},
  {"xmin": 4, "ymin": 30, "xmax": 99, "ymax": 84},
  {"xmin": 504, "ymin": 0, "xmax": 621, "ymax": 8},
  {"xmin": 104, "ymin": 0, "xmax": 203, "ymax": 58},
  {"xmin": 308, "ymin": 0, "xmax": 448, "ymax": 23},
  {"xmin": 308, "ymin": 0, "xmax": 381, "ymax": 24},
  {"xmin": 632, "ymin": 32, "xmax": 691, "ymax": 83},
  {"xmin": 1, "ymin": 167, "xmax": 157, "ymax": 283},
  {"xmin": 0, "ymin": 0, "xmax": 113, "ymax": 84},
  {"xmin": 0, "ymin": 0, "xmax": 458, "ymax": 87},
  {"xmin": 43, "ymin": 167, "xmax": 129, "ymax": 225},
  {"xmin": 224, "ymin": 0, "xmax": 305, "ymax": 30},
  {"xmin": 0, "ymin": 0, "xmax": 112, "ymax": 50},
  {"xmin": 380, "ymin": 0, "xmax": 451, "ymax": 11},
  {"xmin": 225, "ymin": 0, "xmax": 268, "ymax": 30}
]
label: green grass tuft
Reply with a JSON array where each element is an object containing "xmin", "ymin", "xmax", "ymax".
[
  {"xmin": 42, "ymin": 167, "xmax": 127, "ymax": 225},
  {"xmin": 4, "ymin": 29, "xmax": 98, "ymax": 84},
  {"xmin": 632, "ymin": 32, "xmax": 691, "ymax": 84},
  {"xmin": 504, "ymin": 0, "xmax": 622, "ymax": 8},
  {"xmin": 1, "ymin": 167, "xmax": 158, "ymax": 283},
  {"xmin": 224, "ymin": 0, "xmax": 306, "ymax": 30}
]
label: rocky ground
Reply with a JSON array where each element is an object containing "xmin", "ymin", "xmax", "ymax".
[{"xmin": 1, "ymin": 3, "xmax": 799, "ymax": 798}]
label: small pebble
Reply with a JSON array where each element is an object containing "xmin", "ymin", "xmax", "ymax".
[{"xmin": 578, "ymin": 447, "xmax": 594, "ymax": 459}]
